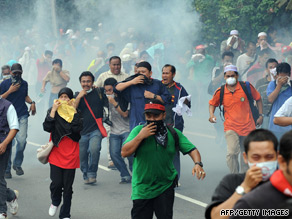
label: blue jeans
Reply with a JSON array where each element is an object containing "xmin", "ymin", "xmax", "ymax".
[
  {"xmin": 49, "ymin": 93, "xmax": 58, "ymax": 108},
  {"xmin": 0, "ymin": 142, "xmax": 16, "ymax": 213},
  {"xmin": 109, "ymin": 132, "xmax": 133, "ymax": 179},
  {"xmin": 79, "ymin": 129, "xmax": 102, "ymax": 180},
  {"xmin": 6, "ymin": 115, "xmax": 28, "ymax": 173}
]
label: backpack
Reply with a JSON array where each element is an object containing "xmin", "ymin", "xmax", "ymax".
[{"xmin": 219, "ymin": 81, "xmax": 259, "ymax": 125}]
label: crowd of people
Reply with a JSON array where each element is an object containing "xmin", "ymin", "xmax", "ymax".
[{"xmin": 0, "ymin": 26, "xmax": 292, "ymax": 219}]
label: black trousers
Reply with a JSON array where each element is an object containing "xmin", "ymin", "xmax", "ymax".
[
  {"xmin": 50, "ymin": 164, "xmax": 76, "ymax": 219},
  {"xmin": 131, "ymin": 181, "xmax": 176, "ymax": 219}
]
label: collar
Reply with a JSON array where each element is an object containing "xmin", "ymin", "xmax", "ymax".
[
  {"xmin": 225, "ymin": 81, "xmax": 240, "ymax": 93},
  {"xmin": 270, "ymin": 170, "xmax": 292, "ymax": 197}
]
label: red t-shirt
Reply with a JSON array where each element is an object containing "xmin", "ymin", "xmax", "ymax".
[
  {"xmin": 48, "ymin": 136, "xmax": 80, "ymax": 169},
  {"xmin": 36, "ymin": 59, "xmax": 51, "ymax": 82}
]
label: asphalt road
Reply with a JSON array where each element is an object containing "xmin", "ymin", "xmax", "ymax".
[{"xmin": 5, "ymin": 110, "xmax": 230, "ymax": 219}]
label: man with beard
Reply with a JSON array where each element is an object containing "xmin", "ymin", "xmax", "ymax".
[
  {"xmin": 115, "ymin": 61, "xmax": 170, "ymax": 130},
  {"xmin": 121, "ymin": 99, "xmax": 205, "ymax": 219},
  {"xmin": 209, "ymin": 65, "xmax": 263, "ymax": 173},
  {"xmin": 0, "ymin": 63, "xmax": 36, "ymax": 178},
  {"xmin": 41, "ymin": 59, "xmax": 70, "ymax": 107}
]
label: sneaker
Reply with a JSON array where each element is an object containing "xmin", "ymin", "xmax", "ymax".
[
  {"xmin": 13, "ymin": 166, "xmax": 24, "ymax": 176},
  {"xmin": 88, "ymin": 178, "xmax": 96, "ymax": 184},
  {"xmin": 4, "ymin": 172, "xmax": 12, "ymax": 179},
  {"xmin": 84, "ymin": 179, "xmax": 90, "ymax": 184},
  {"xmin": 119, "ymin": 177, "xmax": 131, "ymax": 184},
  {"xmin": 0, "ymin": 213, "xmax": 7, "ymax": 219},
  {"xmin": 48, "ymin": 204, "xmax": 58, "ymax": 217},
  {"xmin": 7, "ymin": 190, "xmax": 19, "ymax": 215}
]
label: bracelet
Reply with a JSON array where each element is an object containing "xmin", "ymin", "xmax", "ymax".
[{"xmin": 115, "ymin": 103, "xmax": 119, "ymax": 108}]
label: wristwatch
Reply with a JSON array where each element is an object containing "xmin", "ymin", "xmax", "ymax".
[
  {"xmin": 154, "ymin": 94, "xmax": 157, "ymax": 99},
  {"xmin": 235, "ymin": 186, "xmax": 245, "ymax": 195},
  {"xmin": 195, "ymin": 162, "xmax": 203, "ymax": 168},
  {"xmin": 259, "ymin": 114, "xmax": 264, "ymax": 117},
  {"xmin": 29, "ymin": 101, "xmax": 35, "ymax": 105}
]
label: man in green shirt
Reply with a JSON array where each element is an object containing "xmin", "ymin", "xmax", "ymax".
[{"xmin": 121, "ymin": 99, "xmax": 206, "ymax": 219}]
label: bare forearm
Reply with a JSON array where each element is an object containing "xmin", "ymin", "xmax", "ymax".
[
  {"xmin": 1, "ymin": 90, "xmax": 11, "ymax": 99},
  {"xmin": 268, "ymin": 86, "xmax": 281, "ymax": 103},
  {"xmin": 2, "ymin": 129, "xmax": 18, "ymax": 145},
  {"xmin": 256, "ymin": 98, "xmax": 263, "ymax": 114},
  {"xmin": 121, "ymin": 135, "xmax": 144, "ymax": 157},
  {"xmin": 115, "ymin": 81, "xmax": 133, "ymax": 91},
  {"xmin": 274, "ymin": 117, "xmax": 292, "ymax": 126},
  {"xmin": 50, "ymin": 109, "xmax": 56, "ymax": 118},
  {"xmin": 60, "ymin": 71, "xmax": 70, "ymax": 81},
  {"xmin": 25, "ymin": 96, "xmax": 32, "ymax": 103},
  {"xmin": 209, "ymin": 104, "xmax": 216, "ymax": 117},
  {"xmin": 188, "ymin": 149, "xmax": 201, "ymax": 163},
  {"xmin": 211, "ymin": 193, "xmax": 243, "ymax": 219}
]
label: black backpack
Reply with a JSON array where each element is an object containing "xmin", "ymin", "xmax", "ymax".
[{"xmin": 219, "ymin": 81, "xmax": 259, "ymax": 125}]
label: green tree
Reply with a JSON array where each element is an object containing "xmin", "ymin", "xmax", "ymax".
[{"xmin": 193, "ymin": 0, "xmax": 292, "ymax": 46}]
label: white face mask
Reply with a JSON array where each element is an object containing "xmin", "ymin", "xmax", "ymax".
[
  {"xmin": 86, "ymin": 88, "xmax": 93, "ymax": 93},
  {"xmin": 269, "ymin": 68, "xmax": 277, "ymax": 81},
  {"xmin": 226, "ymin": 77, "xmax": 237, "ymax": 86},
  {"xmin": 2, "ymin": 75, "xmax": 11, "ymax": 79},
  {"xmin": 248, "ymin": 160, "xmax": 278, "ymax": 181},
  {"xmin": 106, "ymin": 94, "xmax": 115, "ymax": 98}
]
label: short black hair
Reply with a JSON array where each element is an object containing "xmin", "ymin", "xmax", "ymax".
[
  {"xmin": 106, "ymin": 43, "xmax": 115, "ymax": 49},
  {"xmin": 279, "ymin": 130, "xmax": 292, "ymax": 163},
  {"xmin": 244, "ymin": 129, "xmax": 278, "ymax": 154},
  {"xmin": 246, "ymin": 41, "xmax": 256, "ymax": 48},
  {"xmin": 52, "ymin": 59, "xmax": 62, "ymax": 68},
  {"xmin": 258, "ymin": 48, "xmax": 270, "ymax": 57},
  {"xmin": 162, "ymin": 64, "xmax": 176, "ymax": 74},
  {"xmin": 79, "ymin": 71, "xmax": 95, "ymax": 82},
  {"xmin": 1, "ymin": 65, "xmax": 10, "ymax": 71},
  {"xmin": 222, "ymin": 51, "xmax": 234, "ymax": 60},
  {"xmin": 265, "ymin": 58, "xmax": 278, "ymax": 68},
  {"xmin": 140, "ymin": 50, "xmax": 149, "ymax": 58},
  {"xmin": 276, "ymin": 62, "xmax": 291, "ymax": 76},
  {"xmin": 45, "ymin": 50, "xmax": 53, "ymax": 57},
  {"xmin": 104, "ymin": 77, "xmax": 117, "ymax": 87},
  {"xmin": 109, "ymin": 56, "xmax": 121, "ymax": 63}
]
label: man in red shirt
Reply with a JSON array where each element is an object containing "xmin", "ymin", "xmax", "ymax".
[{"xmin": 209, "ymin": 65, "xmax": 263, "ymax": 173}]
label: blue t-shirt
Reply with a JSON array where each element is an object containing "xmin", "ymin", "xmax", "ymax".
[
  {"xmin": 266, "ymin": 81, "xmax": 292, "ymax": 133},
  {"xmin": 0, "ymin": 78, "xmax": 29, "ymax": 118},
  {"xmin": 120, "ymin": 79, "xmax": 171, "ymax": 130}
]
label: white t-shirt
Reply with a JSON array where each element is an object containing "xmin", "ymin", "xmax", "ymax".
[
  {"xmin": 274, "ymin": 96, "xmax": 292, "ymax": 118},
  {"xmin": 236, "ymin": 53, "xmax": 255, "ymax": 76}
]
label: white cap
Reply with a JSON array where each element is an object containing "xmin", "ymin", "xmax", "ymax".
[
  {"xmin": 258, "ymin": 32, "xmax": 267, "ymax": 38},
  {"xmin": 85, "ymin": 27, "xmax": 93, "ymax": 32},
  {"xmin": 230, "ymin": 30, "xmax": 239, "ymax": 35},
  {"xmin": 65, "ymin": 29, "xmax": 73, "ymax": 35},
  {"xmin": 224, "ymin": 64, "xmax": 238, "ymax": 73}
]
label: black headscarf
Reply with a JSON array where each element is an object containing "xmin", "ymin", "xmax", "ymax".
[{"xmin": 58, "ymin": 87, "xmax": 73, "ymax": 99}]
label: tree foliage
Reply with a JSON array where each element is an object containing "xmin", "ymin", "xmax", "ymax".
[{"xmin": 193, "ymin": 0, "xmax": 292, "ymax": 45}]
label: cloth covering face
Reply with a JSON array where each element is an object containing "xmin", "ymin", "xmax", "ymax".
[{"xmin": 56, "ymin": 99, "xmax": 76, "ymax": 123}]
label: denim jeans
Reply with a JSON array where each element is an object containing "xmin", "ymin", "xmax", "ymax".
[
  {"xmin": 109, "ymin": 132, "xmax": 133, "ymax": 179},
  {"xmin": 49, "ymin": 92, "xmax": 58, "ymax": 109},
  {"xmin": 6, "ymin": 115, "xmax": 28, "ymax": 173},
  {"xmin": 79, "ymin": 129, "xmax": 102, "ymax": 180},
  {"xmin": 0, "ymin": 142, "xmax": 16, "ymax": 213}
]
